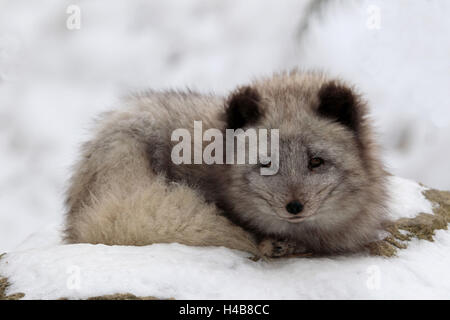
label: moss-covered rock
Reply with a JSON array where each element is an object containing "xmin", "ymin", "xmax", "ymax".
[
  {"xmin": 87, "ymin": 294, "xmax": 172, "ymax": 300},
  {"xmin": 369, "ymin": 189, "xmax": 450, "ymax": 257},
  {"xmin": 58, "ymin": 294, "xmax": 170, "ymax": 300},
  {"xmin": 0, "ymin": 254, "xmax": 25, "ymax": 300}
]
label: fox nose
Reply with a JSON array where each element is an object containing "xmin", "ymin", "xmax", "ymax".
[{"xmin": 286, "ymin": 200, "xmax": 304, "ymax": 215}]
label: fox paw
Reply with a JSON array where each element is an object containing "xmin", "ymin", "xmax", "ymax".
[{"xmin": 258, "ymin": 238, "xmax": 298, "ymax": 258}]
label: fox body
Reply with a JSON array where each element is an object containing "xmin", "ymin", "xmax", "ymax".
[{"xmin": 65, "ymin": 70, "xmax": 387, "ymax": 257}]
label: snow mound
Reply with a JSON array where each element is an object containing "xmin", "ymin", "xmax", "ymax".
[
  {"xmin": 0, "ymin": 177, "xmax": 448, "ymax": 300},
  {"xmin": 387, "ymin": 176, "xmax": 433, "ymax": 220},
  {"xmin": 1, "ymin": 231, "xmax": 450, "ymax": 300}
]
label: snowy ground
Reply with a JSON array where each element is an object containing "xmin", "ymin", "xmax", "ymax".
[
  {"xmin": 2, "ymin": 176, "xmax": 448, "ymax": 300},
  {"xmin": 3, "ymin": 232, "xmax": 450, "ymax": 300},
  {"xmin": 0, "ymin": 0, "xmax": 449, "ymax": 298}
]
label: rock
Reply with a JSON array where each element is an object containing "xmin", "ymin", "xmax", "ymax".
[
  {"xmin": 59, "ymin": 294, "xmax": 171, "ymax": 300},
  {"xmin": 0, "ymin": 254, "xmax": 24, "ymax": 300},
  {"xmin": 369, "ymin": 189, "xmax": 450, "ymax": 257}
]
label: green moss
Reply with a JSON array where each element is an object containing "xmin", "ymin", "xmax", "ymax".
[
  {"xmin": 424, "ymin": 189, "xmax": 450, "ymax": 221},
  {"xmin": 367, "ymin": 240, "xmax": 397, "ymax": 257}
]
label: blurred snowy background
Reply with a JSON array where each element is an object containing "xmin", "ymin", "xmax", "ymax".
[{"xmin": 0, "ymin": 0, "xmax": 449, "ymax": 252}]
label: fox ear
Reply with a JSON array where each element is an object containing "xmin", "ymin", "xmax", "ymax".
[
  {"xmin": 317, "ymin": 81, "xmax": 364, "ymax": 133},
  {"xmin": 225, "ymin": 86, "xmax": 262, "ymax": 129}
]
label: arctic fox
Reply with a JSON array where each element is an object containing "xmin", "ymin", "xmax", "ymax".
[{"xmin": 64, "ymin": 70, "xmax": 388, "ymax": 257}]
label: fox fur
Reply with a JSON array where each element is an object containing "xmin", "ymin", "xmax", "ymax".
[{"xmin": 64, "ymin": 70, "xmax": 388, "ymax": 257}]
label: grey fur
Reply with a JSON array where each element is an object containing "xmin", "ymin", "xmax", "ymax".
[{"xmin": 65, "ymin": 70, "xmax": 388, "ymax": 257}]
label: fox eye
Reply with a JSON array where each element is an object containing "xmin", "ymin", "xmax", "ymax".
[
  {"xmin": 308, "ymin": 157, "xmax": 324, "ymax": 170},
  {"xmin": 260, "ymin": 161, "xmax": 271, "ymax": 168}
]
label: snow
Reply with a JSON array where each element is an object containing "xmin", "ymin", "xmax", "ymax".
[
  {"xmin": 297, "ymin": 0, "xmax": 450, "ymax": 190},
  {"xmin": 386, "ymin": 176, "xmax": 433, "ymax": 220},
  {"xmin": 1, "ymin": 229, "xmax": 449, "ymax": 300},
  {"xmin": 0, "ymin": 176, "xmax": 446, "ymax": 300}
]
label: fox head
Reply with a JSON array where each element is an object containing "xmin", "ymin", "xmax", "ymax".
[{"xmin": 219, "ymin": 71, "xmax": 387, "ymax": 251}]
